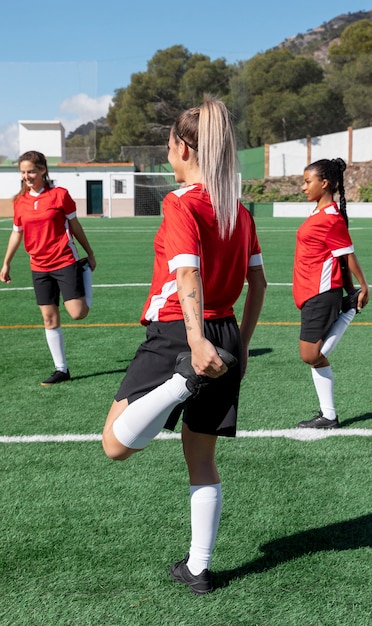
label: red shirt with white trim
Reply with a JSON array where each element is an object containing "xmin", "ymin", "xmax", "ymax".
[
  {"xmin": 141, "ymin": 183, "xmax": 263, "ymax": 324},
  {"xmin": 13, "ymin": 187, "xmax": 79, "ymax": 271},
  {"xmin": 293, "ymin": 201, "xmax": 354, "ymax": 309}
]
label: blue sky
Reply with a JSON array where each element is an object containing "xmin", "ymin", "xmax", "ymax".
[{"xmin": 0, "ymin": 0, "xmax": 370, "ymax": 158}]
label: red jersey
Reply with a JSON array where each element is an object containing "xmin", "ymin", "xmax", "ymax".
[
  {"xmin": 13, "ymin": 187, "xmax": 79, "ymax": 272},
  {"xmin": 141, "ymin": 183, "xmax": 263, "ymax": 324},
  {"xmin": 293, "ymin": 202, "xmax": 353, "ymax": 309}
]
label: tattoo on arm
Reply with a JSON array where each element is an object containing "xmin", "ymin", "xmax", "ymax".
[
  {"xmin": 192, "ymin": 306, "xmax": 200, "ymax": 322},
  {"xmin": 187, "ymin": 288, "xmax": 200, "ymax": 304}
]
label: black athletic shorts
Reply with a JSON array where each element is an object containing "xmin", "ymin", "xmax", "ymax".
[
  {"xmin": 32, "ymin": 262, "xmax": 85, "ymax": 306},
  {"xmin": 300, "ymin": 288, "xmax": 342, "ymax": 343},
  {"xmin": 114, "ymin": 317, "xmax": 243, "ymax": 437}
]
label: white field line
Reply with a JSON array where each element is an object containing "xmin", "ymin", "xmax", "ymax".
[
  {"xmin": 2, "ymin": 282, "xmax": 293, "ymax": 292},
  {"xmin": 0, "ymin": 284, "xmax": 152, "ymax": 291},
  {"xmin": 0, "ymin": 428, "xmax": 371, "ymax": 444},
  {"xmin": 2, "ymin": 225, "xmax": 369, "ymax": 232},
  {"xmin": 3, "ymin": 282, "xmax": 372, "ymax": 292}
]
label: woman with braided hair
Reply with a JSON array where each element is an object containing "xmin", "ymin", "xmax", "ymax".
[{"xmin": 293, "ymin": 157, "xmax": 369, "ymax": 428}]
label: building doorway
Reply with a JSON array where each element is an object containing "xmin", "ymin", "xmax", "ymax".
[{"xmin": 87, "ymin": 180, "xmax": 103, "ymax": 215}]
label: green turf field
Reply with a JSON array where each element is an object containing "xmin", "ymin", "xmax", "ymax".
[{"xmin": 0, "ymin": 216, "xmax": 371, "ymax": 626}]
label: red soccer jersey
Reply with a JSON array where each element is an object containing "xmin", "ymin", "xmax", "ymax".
[
  {"xmin": 13, "ymin": 187, "xmax": 79, "ymax": 271},
  {"xmin": 292, "ymin": 202, "xmax": 354, "ymax": 309},
  {"xmin": 141, "ymin": 183, "xmax": 263, "ymax": 324}
]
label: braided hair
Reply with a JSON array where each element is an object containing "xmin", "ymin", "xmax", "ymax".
[{"xmin": 305, "ymin": 157, "xmax": 348, "ymax": 226}]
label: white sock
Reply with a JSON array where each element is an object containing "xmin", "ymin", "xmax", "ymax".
[
  {"xmin": 311, "ymin": 366, "xmax": 336, "ymax": 420},
  {"xmin": 321, "ymin": 309, "xmax": 355, "ymax": 358},
  {"xmin": 82, "ymin": 265, "xmax": 92, "ymax": 309},
  {"xmin": 187, "ymin": 484, "xmax": 222, "ymax": 575},
  {"xmin": 112, "ymin": 373, "xmax": 191, "ymax": 449},
  {"xmin": 45, "ymin": 327, "xmax": 68, "ymax": 372}
]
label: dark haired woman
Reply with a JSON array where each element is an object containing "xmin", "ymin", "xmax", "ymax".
[
  {"xmin": 0, "ymin": 150, "xmax": 96, "ymax": 385},
  {"xmin": 102, "ymin": 97, "xmax": 267, "ymax": 594},
  {"xmin": 293, "ymin": 158, "xmax": 369, "ymax": 428}
]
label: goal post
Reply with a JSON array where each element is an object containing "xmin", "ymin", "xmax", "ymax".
[{"xmin": 133, "ymin": 172, "xmax": 179, "ymax": 216}]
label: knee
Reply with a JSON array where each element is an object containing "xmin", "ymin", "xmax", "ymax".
[
  {"xmin": 301, "ymin": 354, "xmax": 316, "ymax": 366},
  {"xmin": 43, "ymin": 316, "xmax": 58, "ymax": 329},
  {"xmin": 102, "ymin": 441, "xmax": 128, "ymax": 461},
  {"xmin": 70, "ymin": 304, "xmax": 89, "ymax": 320},
  {"xmin": 102, "ymin": 448, "xmax": 126, "ymax": 461},
  {"xmin": 101, "ymin": 432, "xmax": 136, "ymax": 461},
  {"xmin": 300, "ymin": 352, "xmax": 325, "ymax": 367}
]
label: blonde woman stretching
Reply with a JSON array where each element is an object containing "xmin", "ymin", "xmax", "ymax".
[{"xmin": 102, "ymin": 97, "xmax": 267, "ymax": 594}]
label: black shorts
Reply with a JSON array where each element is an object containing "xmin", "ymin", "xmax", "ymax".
[
  {"xmin": 32, "ymin": 262, "xmax": 85, "ymax": 307},
  {"xmin": 114, "ymin": 317, "xmax": 243, "ymax": 437},
  {"xmin": 300, "ymin": 288, "xmax": 342, "ymax": 343}
]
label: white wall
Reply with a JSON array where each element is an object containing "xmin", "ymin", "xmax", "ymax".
[
  {"xmin": 269, "ymin": 126, "xmax": 372, "ymax": 177},
  {"xmin": 352, "ymin": 127, "xmax": 372, "ymax": 162},
  {"xmin": 273, "ymin": 202, "xmax": 372, "ymax": 217},
  {"xmin": 269, "ymin": 138, "xmax": 308, "ymax": 176},
  {"xmin": 310, "ymin": 130, "xmax": 349, "ymax": 163},
  {"xmin": 0, "ymin": 170, "xmax": 132, "ymax": 197},
  {"xmin": 0, "ymin": 169, "xmax": 136, "ymax": 217},
  {"xmin": 19, "ymin": 121, "xmax": 65, "ymax": 160}
]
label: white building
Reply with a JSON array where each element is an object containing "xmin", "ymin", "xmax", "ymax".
[
  {"xmin": 18, "ymin": 120, "xmax": 66, "ymax": 162},
  {"xmin": 0, "ymin": 121, "xmax": 176, "ymax": 218}
]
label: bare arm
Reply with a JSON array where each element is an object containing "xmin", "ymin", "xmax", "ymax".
[
  {"xmin": 176, "ymin": 266, "xmax": 226, "ymax": 378},
  {"xmin": 239, "ymin": 264, "xmax": 267, "ymax": 376},
  {"xmin": 346, "ymin": 252, "xmax": 370, "ymax": 310},
  {"xmin": 68, "ymin": 217, "xmax": 96, "ymax": 270},
  {"xmin": 0, "ymin": 230, "xmax": 23, "ymax": 283}
]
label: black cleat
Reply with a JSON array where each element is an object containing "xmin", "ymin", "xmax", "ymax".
[
  {"xmin": 297, "ymin": 410, "xmax": 339, "ymax": 429},
  {"xmin": 175, "ymin": 347, "xmax": 237, "ymax": 396},
  {"xmin": 40, "ymin": 370, "xmax": 71, "ymax": 386},
  {"xmin": 170, "ymin": 554, "xmax": 213, "ymax": 595},
  {"xmin": 341, "ymin": 288, "xmax": 362, "ymax": 314}
]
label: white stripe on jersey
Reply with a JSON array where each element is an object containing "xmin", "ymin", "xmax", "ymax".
[
  {"xmin": 319, "ymin": 257, "xmax": 333, "ymax": 293},
  {"xmin": 332, "ymin": 245, "xmax": 354, "ymax": 257},
  {"xmin": 144, "ymin": 279, "xmax": 178, "ymax": 322},
  {"xmin": 324, "ymin": 205, "xmax": 338, "ymax": 215},
  {"xmin": 249, "ymin": 253, "xmax": 263, "ymax": 266},
  {"xmin": 65, "ymin": 217, "xmax": 79, "ymax": 261},
  {"xmin": 168, "ymin": 253, "xmax": 200, "ymax": 273},
  {"xmin": 171, "ymin": 184, "xmax": 198, "ymax": 198}
]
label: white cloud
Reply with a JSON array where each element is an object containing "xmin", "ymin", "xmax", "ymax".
[
  {"xmin": 58, "ymin": 93, "xmax": 113, "ymax": 134},
  {"xmin": 0, "ymin": 123, "xmax": 19, "ymax": 161},
  {"xmin": 0, "ymin": 94, "xmax": 113, "ymax": 160}
]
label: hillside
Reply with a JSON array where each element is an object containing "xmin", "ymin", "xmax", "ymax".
[{"xmin": 274, "ymin": 10, "xmax": 372, "ymax": 65}]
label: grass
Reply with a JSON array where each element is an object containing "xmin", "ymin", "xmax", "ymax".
[{"xmin": 0, "ymin": 216, "xmax": 371, "ymax": 625}]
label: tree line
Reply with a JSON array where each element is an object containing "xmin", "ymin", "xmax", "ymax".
[{"xmin": 66, "ymin": 19, "xmax": 372, "ymax": 163}]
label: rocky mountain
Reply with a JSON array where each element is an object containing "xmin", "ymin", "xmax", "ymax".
[{"xmin": 274, "ymin": 10, "xmax": 372, "ymax": 66}]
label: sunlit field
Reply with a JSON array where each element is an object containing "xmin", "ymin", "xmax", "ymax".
[{"xmin": 1, "ymin": 216, "xmax": 371, "ymax": 626}]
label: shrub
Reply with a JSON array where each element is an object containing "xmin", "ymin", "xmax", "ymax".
[{"xmin": 359, "ymin": 184, "xmax": 372, "ymax": 202}]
